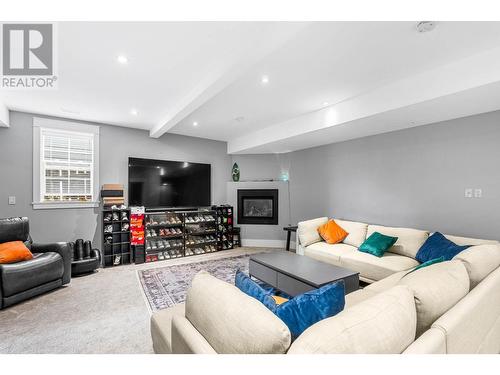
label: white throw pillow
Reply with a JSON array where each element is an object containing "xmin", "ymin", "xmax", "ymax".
[{"xmin": 453, "ymin": 244, "xmax": 500, "ymax": 289}]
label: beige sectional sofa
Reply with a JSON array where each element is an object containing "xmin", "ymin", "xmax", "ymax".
[{"xmin": 150, "ymin": 218, "xmax": 500, "ymax": 354}]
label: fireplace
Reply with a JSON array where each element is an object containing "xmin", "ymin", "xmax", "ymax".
[{"xmin": 237, "ymin": 189, "xmax": 278, "ymax": 225}]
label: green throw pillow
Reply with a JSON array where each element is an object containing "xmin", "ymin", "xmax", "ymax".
[
  {"xmin": 405, "ymin": 256, "xmax": 445, "ymax": 276},
  {"xmin": 358, "ymin": 232, "xmax": 398, "ymax": 257}
]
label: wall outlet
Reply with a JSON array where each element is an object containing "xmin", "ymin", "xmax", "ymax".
[
  {"xmin": 8, "ymin": 196, "xmax": 16, "ymax": 205},
  {"xmin": 474, "ymin": 188, "xmax": 482, "ymax": 198},
  {"xmin": 464, "ymin": 188, "xmax": 473, "ymax": 198}
]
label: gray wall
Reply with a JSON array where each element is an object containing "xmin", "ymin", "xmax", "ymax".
[
  {"xmin": 0, "ymin": 111, "xmax": 231, "ymax": 245},
  {"xmin": 289, "ymin": 110, "xmax": 500, "ymax": 240}
]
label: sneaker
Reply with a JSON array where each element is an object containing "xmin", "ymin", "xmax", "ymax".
[
  {"xmin": 158, "ymin": 252, "xmax": 165, "ymax": 260},
  {"xmin": 158, "ymin": 241, "xmax": 164, "ymax": 249},
  {"xmin": 119, "ymin": 204, "xmax": 127, "ymax": 210},
  {"xmin": 121, "ymin": 212, "xmax": 128, "ymax": 221},
  {"xmin": 114, "ymin": 255, "xmax": 121, "ymax": 265},
  {"xmin": 164, "ymin": 251, "xmax": 171, "ymax": 260},
  {"xmin": 151, "ymin": 229, "xmax": 157, "ymax": 237},
  {"xmin": 111, "ymin": 205, "xmax": 118, "ymax": 210},
  {"xmin": 175, "ymin": 217, "xmax": 182, "ymax": 224},
  {"xmin": 112, "ymin": 212, "xmax": 119, "ymax": 221},
  {"xmin": 151, "ymin": 241, "xmax": 158, "ymax": 250},
  {"xmin": 146, "ymin": 241, "xmax": 151, "ymax": 251},
  {"xmin": 105, "ymin": 236, "xmax": 112, "ymax": 244},
  {"xmin": 121, "ymin": 223, "xmax": 129, "ymax": 231},
  {"xmin": 165, "ymin": 241, "xmax": 171, "ymax": 248},
  {"xmin": 104, "ymin": 225, "xmax": 113, "ymax": 233},
  {"xmin": 103, "ymin": 213, "xmax": 112, "ymax": 222}
]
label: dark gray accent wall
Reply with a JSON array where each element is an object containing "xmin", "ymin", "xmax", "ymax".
[
  {"xmin": 289, "ymin": 110, "xmax": 500, "ymax": 240},
  {"xmin": 0, "ymin": 111, "xmax": 231, "ymax": 245}
]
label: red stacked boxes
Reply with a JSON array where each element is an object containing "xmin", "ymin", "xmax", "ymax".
[{"xmin": 130, "ymin": 206, "xmax": 145, "ymax": 246}]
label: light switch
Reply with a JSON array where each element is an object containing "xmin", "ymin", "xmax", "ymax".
[
  {"xmin": 8, "ymin": 196, "xmax": 16, "ymax": 205},
  {"xmin": 474, "ymin": 188, "xmax": 482, "ymax": 198},
  {"xmin": 464, "ymin": 189, "xmax": 473, "ymax": 198}
]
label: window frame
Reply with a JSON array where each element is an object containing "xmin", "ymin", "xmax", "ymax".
[{"xmin": 33, "ymin": 117, "xmax": 100, "ymax": 209}]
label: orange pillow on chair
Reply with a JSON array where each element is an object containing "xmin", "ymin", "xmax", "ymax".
[
  {"xmin": 317, "ymin": 219, "xmax": 349, "ymax": 244},
  {"xmin": 0, "ymin": 241, "xmax": 33, "ymax": 264}
]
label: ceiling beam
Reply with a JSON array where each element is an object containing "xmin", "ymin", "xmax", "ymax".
[
  {"xmin": 228, "ymin": 46, "xmax": 500, "ymax": 154},
  {"xmin": 0, "ymin": 100, "xmax": 9, "ymax": 127},
  {"xmin": 149, "ymin": 23, "xmax": 308, "ymax": 139}
]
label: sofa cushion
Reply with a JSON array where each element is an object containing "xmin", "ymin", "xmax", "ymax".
[
  {"xmin": 334, "ymin": 219, "xmax": 368, "ymax": 247},
  {"xmin": 443, "ymin": 234, "xmax": 499, "ymax": 246},
  {"xmin": 359, "ymin": 232, "xmax": 398, "ymax": 257},
  {"xmin": 0, "ymin": 252, "xmax": 64, "ymax": 297},
  {"xmin": 416, "ymin": 232, "xmax": 470, "ymax": 263},
  {"xmin": 365, "ymin": 270, "xmax": 407, "ymax": 292},
  {"xmin": 288, "ymin": 286, "xmax": 416, "ymax": 354},
  {"xmin": 367, "ymin": 225, "xmax": 429, "ymax": 258},
  {"xmin": 398, "ymin": 260, "xmax": 469, "ymax": 337},
  {"xmin": 453, "ymin": 244, "xmax": 500, "ymax": 289},
  {"xmin": 297, "ymin": 217, "xmax": 328, "ymax": 246},
  {"xmin": 317, "ymin": 219, "xmax": 348, "ymax": 244},
  {"xmin": 185, "ymin": 271, "xmax": 291, "ymax": 354},
  {"xmin": 340, "ymin": 249, "xmax": 419, "ymax": 282},
  {"xmin": 344, "ymin": 288, "xmax": 378, "ymax": 309},
  {"xmin": 304, "ymin": 242, "xmax": 356, "ymax": 265}
]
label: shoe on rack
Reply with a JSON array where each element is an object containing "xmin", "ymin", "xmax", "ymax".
[
  {"xmin": 112, "ymin": 212, "xmax": 119, "ymax": 221},
  {"xmin": 151, "ymin": 241, "xmax": 158, "ymax": 250},
  {"xmin": 119, "ymin": 204, "xmax": 127, "ymax": 210},
  {"xmin": 122, "ymin": 223, "xmax": 129, "ymax": 231},
  {"xmin": 121, "ymin": 212, "xmax": 128, "ymax": 221},
  {"xmin": 105, "ymin": 236, "xmax": 112, "ymax": 244},
  {"xmin": 114, "ymin": 255, "xmax": 121, "ymax": 265},
  {"xmin": 104, "ymin": 225, "xmax": 113, "ymax": 233},
  {"xmin": 164, "ymin": 251, "xmax": 171, "ymax": 259},
  {"xmin": 158, "ymin": 252, "xmax": 165, "ymax": 260},
  {"xmin": 111, "ymin": 205, "xmax": 119, "ymax": 210},
  {"xmin": 104, "ymin": 213, "xmax": 112, "ymax": 222}
]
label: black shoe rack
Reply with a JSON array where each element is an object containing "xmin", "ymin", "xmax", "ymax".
[
  {"xmin": 134, "ymin": 206, "xmax": 233, "ymax": 264},
  {"xmin": 102, "ymin": 207, "xmax": 132, "ymax": 267},
  {"xmin": 216, "ymin": 205, "xmax": 234, "ymax": 250}
]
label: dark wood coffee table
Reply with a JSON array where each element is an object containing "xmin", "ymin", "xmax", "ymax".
[{"xmin": 249, "ymin": 252, "xmax": 359, "ymax": 297}]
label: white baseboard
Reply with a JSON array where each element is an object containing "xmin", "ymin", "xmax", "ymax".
[{"xmin": 241, "ymin": 239, "xmax": 296, "ymax": 250}]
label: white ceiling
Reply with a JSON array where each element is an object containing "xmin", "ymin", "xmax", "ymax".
[{"xmin": 2, "ymin": 21, "xmax": 500, "ymax": 153}]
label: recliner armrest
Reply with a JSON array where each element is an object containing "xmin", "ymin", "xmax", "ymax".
[
  {"xmin": 91, "ymin": 248, "xmax": 101, "ymax": 264},
  {"xmin": 31, "ymin": 242, "xmax": 71, "ymax": 285}
]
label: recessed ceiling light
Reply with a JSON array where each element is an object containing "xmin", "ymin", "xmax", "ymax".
[
  {"xmin": 261, "ymin": 75, "xmax": 269, "ymax": 85},
  {"xmin": 416, "ymin": 21, "xmax": 436, "ymax": 33},
  {"xmin": 193, "ymin": 121, "xmax": 198, "ymax": 127},
  {"xmin": 130, "ymin": 109, "xmax": 138, "ymax": 116},
  {"xmin": 117, "ymin": 55, "xmax": 128, "ymax": 64}
]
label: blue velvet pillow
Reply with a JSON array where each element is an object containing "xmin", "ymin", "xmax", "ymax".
[
  {"xmin": 416, "ymin": 232, "xmax": 470, "ymax": 263},
  {"xmin": 235, "ymin": 270, "xmax": 345, "ymax": 339}
]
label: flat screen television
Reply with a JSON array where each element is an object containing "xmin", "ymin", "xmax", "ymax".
[{"xmin": 128, "ymin": 157, "xmax": 211, "ymax": 208}]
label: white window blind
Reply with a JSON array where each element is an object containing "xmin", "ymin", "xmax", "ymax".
[{"xmin": 40, "ymin": 128, "xmax": 94, "ymax": 202}]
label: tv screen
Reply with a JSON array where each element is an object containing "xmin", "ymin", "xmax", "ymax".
[{"xmin": 128, "ymin": 157, "xmax": 211, "ymax": 208}]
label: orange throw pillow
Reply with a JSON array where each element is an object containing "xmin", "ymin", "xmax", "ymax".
[
  {"xmin": 0, "ymin": 241, "xmax": 33, "ymax": 264},
  {"xmin": 317, "ymin": 219, "xmax": 349, "ymax": 244}
]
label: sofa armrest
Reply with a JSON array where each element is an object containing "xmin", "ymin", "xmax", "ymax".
[
  {"xmin": 297, "ymin": 217, "xmax": 328, "ymax": 247},
  {"xmin": 91, "ymin": 248, "xmax": 101, "ymax": 264},
  {"xmin": 31, "ymin": 242, "xmax": 71, "ymax": 285},
  {"xmin": 171, "ymin": 315, "xmax": 217, "ymax": 354}
]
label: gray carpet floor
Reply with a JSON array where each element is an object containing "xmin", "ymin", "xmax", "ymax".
[{"xmin": 0, "ymin": 247, "xmax": 273, "ymax": 354}]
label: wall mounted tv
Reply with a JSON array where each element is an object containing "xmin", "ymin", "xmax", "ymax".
[{"xmin": 128, "ymin": 157, "xmax": 211, "ymax": 208}]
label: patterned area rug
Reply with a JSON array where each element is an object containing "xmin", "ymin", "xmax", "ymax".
[{"xmin": 137, "ymin": 254, "xmax": 253, "ymax": 312}]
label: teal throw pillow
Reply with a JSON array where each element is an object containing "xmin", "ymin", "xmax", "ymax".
[{"xmin": 358, "ymin": 231, "xmax": 398, "ymax": 257}]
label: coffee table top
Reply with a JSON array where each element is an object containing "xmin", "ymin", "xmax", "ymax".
[{"xmin": 250, "ymin": 251, "xmax": 358, "ymax": 288}]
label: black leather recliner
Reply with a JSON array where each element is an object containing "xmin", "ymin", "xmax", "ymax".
[
  {"xmin": 0, "ymin": 217, "xmax": 71, "ymax": 309},
  {"xmin": 70, "ymin": 239, "xmax": 101, "ymax": 276}
]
